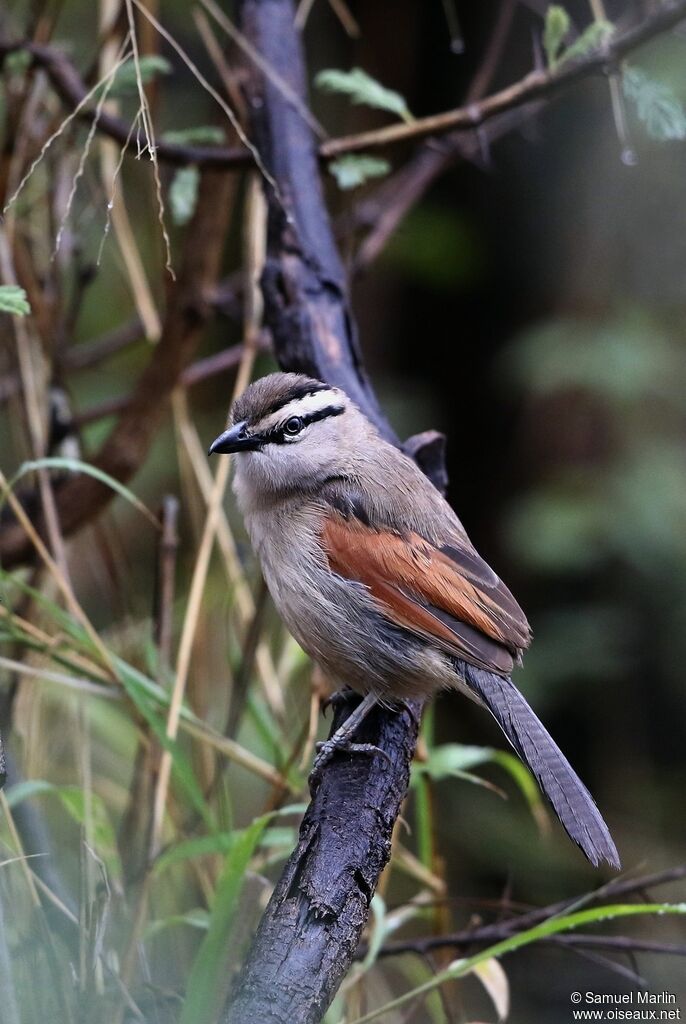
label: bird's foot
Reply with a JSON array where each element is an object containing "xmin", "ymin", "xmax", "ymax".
[{"xmin": 309, "ymin": 738, "xmax": 391, "ymax": 789}]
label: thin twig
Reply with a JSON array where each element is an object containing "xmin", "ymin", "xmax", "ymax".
[
  {"xmin": 199, "ymin": 0, "xmax": 327, "ymax": 140},
  {"xmin": 170, "ymin": 390, "xmax": 285, "ymax": 716},
  {"xmin": 4, "ymin": 2, "xmax": 686, "ymax": 169},
  {"xmin": 72, "ymin": 337, "xmax": 269, "ymax": 427},
  {"xmin": 129, "ymin": 0, "xmax": 280, "ymax": 195},
  {"xmin": 364, "ymin": 866, "xmax": 686, "ymax": 959},
  {"xmin": 148, "ymin": 173, "xmax": 266, "ymax": 862}
]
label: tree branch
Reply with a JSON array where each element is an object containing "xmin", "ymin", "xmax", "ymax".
[
  {"xmin": 2, "ymin": 0, "xmax": 686, "ymax": 170},
  {"xmin": 220, "ymin": 1, "xmax": 429, "ymax": 1021},
  {"xmin": 0, "ymin": 167, "xmax": 234, "ymax": 568},
  {"xmin": 361, "ymin": 865, "xmax": 686, "ymax": 959},
  {"xmin": 320, "ymin": 0, "xmax": 686, "ymax": 157},
  {"xmin": 217, "ymin": 3, "xmax": 686, "ymax": 1019}
]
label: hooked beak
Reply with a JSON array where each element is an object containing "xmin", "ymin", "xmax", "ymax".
[{"xmin": 207, "ymin": 420, "xmax": 260, "ymax": 455}]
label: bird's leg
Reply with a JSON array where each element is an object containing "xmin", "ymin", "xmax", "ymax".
[
  {"xmin": 320, "ymin": 686, "xmax": 356, "ymax": 717},
  {"xmin": 309, "ymin": 692, "xmax": 390, "ymax": 787}
]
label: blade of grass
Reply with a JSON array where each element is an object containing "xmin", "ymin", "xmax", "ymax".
[
  {"xmin": 349, "ymin": 903, "xmax": 686, "ymax": 1023},
  {"xmin": 179, "ymin": 813, "xmax": 270, "ymax": 1024},
  {"xmin": 15, "ymin": 457, "xmax": 160, "ymax": 528},
  {"xmin": 171, "ymin": 390, "xmax": 285, "ymax": 717},
  {"xmin": 0, "ymin": 467, "xmax": 117, "ymax": 679},
  {"xmin": 149, "ymin": 173, "xmax": 266, "ymax": 859}
]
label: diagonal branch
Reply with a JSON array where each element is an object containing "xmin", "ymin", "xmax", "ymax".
[
  {"xmin": 0, "ymin": 167, "xmax": 235, "ymax": 568},
  {"xmin": 2, "ymin": 0, "xmax": 686, "ymax": 171},
  {"xmin": 321, "ymin": 0, "xmax": 686, "ymax": 156},
  {"xmin": 219, "ymin": 7, "xmax": 686, "ymax": 1020},
  {"xmin": 361, "ymin": 865, "xmax": 686, "ymax": 959},
  {"xmin": 221, "ymin": 2, "xmax": 427, "ymax": 1022}
]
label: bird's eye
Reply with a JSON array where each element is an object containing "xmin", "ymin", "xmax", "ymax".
[{"xmin": 284, "ymin": 416, "xmax": 303, "ymax": 436}]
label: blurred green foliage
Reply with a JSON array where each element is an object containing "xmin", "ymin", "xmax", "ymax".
[{"xmin": 2, "ymin": 1, "xmax": 686, "ymax": 1021}]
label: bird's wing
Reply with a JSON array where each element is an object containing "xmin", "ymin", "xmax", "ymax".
[{"xmin": 320, "ymin": 504, "xmax": 531, "ymax": 676}]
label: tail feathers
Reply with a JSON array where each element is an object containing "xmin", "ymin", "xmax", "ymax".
[{"xmin": 460, "ymin": 663, "xmax": 620, "ymax": 870}]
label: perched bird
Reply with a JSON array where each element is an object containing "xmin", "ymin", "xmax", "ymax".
[{"xmin": 209, "ymin": 372, "xmax": 619, "ymax": 869}]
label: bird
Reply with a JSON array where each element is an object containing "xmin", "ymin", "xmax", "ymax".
[{"xmin": 208, "ymin": 372, "xmax": 620, "ymax": 869}]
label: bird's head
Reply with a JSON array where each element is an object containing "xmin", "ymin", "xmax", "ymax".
[{"xmin": 208, "ymin": 373, "xmax": 366, "ymax": 499}]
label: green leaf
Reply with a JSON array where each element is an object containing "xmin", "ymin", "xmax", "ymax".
[
  {"xmin": 4, "ymin": 779, "xmax": 56, "ymax": 807},
  {"xmin": 155, "ymin": 833, "xmax": 234, "ymax": 875},
  {"xmin": 5, "ymin": 51, "xmax": 31, "ymax": 75},
  {"xmin": 412, "ymin": 744, "xmax": 547, "ymax": 831},
  {"xmin": 359, "ymin": 895, "xmax": 388, "ymax": 973},
  {"xmin": 155, "ymin": 806, "xmax": 304, "ymax": 875},
  {"xmin": 0, "ymin": 285, "xmax": 30, "ymax": 317},
  {"xmin": 5, "ymin": 780, "xmax": 121, "ymax": 876},
  {"xmin": 114, "ymin": 658, "xmax": 216, "ymax": 832},
  {"xmin": 543, "ymin": 5, "xmax": 570, "ymax": 69},
  {"xmin": 559, "ymin": 19, "xmax": 613, "ymax": 65},
  {"xmin": 328, "ymin": 155, "xmax": 391, "ymax": 190},
  {"xmin": 145, "ymin": 909, "xmax": 210, "ymax": 940},
  {"xmin": 413, "ymin": 743, "xmax": 498, "ymax": 780},
  {"xmin": 162, "ymin": 126, "xmax": 225, "ymax": 146},
  {"xmin": 179, "ymin": 815, "xmax": 271, "ymax": 1024},
  {"xmin": 169, "ymin": 166, "xmax": 200, "ymax": 226},
  {"xmin": 14, "ymin": 458, "xmax": 159, "ymax": 527},
  {"xmin": 493, "ymin": 751, "xmax": 548, "ymax": 833},
  {"xmin": 315, "ymin": 67, "xmax": 413, "ymax": 123},
  {"xmin": 623, "ymin": 67, "xmax": 686, "ymax": 141},
  {"xmin": 350, "ymin": 903, "xmax": 686, "ymax": 1023},
  {"xmin": 102, "ymin": 55, "xmax": 172, "ymax": 98}
]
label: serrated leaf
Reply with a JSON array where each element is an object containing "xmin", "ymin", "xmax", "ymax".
[
  {"xmin": 169, "ymin": 165, "xmax": 200, "ymax": 226},
  {"xmin": 316, "ymin": 67, "xmax": 413, "ymax": 123},
  {"xmin": 162, "ymin": 126, "xmax": 226, "ymax": 146},
  {"xmin": 543, "ymin": 5, "xmax": 570, "ymax": 69},
  {"xmin": 328, "ymin": 154, "xmax": 391, "ymax": 190},
  {"xmin": 0, "ymin": 285, "xmax": 30, "ymax": 316},
  {"xmin": 623, "ymin": 67, "xmax": 686, "ymax": 141},
  {"xmin": 559, "ymin": 19, "xmax": 613, "ymax": 65}
]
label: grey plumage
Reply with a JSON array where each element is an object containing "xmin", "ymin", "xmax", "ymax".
[
  {"xmin": 459, "ymin": 663, "xmax": 620, "ymax": 868},
  {"xmin": 209, "ymin": 372, "xmax": 620, "ymax": 869}
]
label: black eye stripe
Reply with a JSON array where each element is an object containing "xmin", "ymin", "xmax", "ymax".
[{"xmin": 261, "ymin": 404, "xmax": 344, "ymax": 445}]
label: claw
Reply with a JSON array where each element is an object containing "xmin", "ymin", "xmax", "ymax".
[{"xmin": 309, "ymin": 739, "xmax": 391, "ymax": 790}]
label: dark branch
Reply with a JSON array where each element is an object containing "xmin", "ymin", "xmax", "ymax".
[
  {"xmin": 220, "ymin": 1, "xmax": 428, "ymax": 1021},
  {"xmin": 72, "ymin": 335, "xmax": 270, "ymax": 428},
  {"xmin": 321, "ymin": 0, "xmax": 686, "ymax": 157},
  {"xmin": 2, "ymin": 1, "xmax": 686, "ymax": 170},
  {"xmin": 0, "ymin": 168, "xmax": 234, "ymax": 568},
  {"xmin": 361, "ymin": 865, "xmax": 686, "ymax": 959}
]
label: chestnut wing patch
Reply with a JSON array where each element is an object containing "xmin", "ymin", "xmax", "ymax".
[{"xmin": 321, "ymin": 513, "xmax": 531, "ymax": 676}]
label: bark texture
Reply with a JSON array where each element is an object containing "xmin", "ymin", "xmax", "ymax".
[{"xmin": 222, "ymin": 2, "xmax": 430, "ymax": 1021}]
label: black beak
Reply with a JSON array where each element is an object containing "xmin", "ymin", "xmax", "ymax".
[{"xmin": 207, "ymin": 421, "xmax": 260, "ymax": 455}]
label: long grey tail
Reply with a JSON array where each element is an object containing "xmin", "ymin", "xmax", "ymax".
[{"xmin": 460, "ymin": 663, "xmax": 620, "ymax": 869}]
